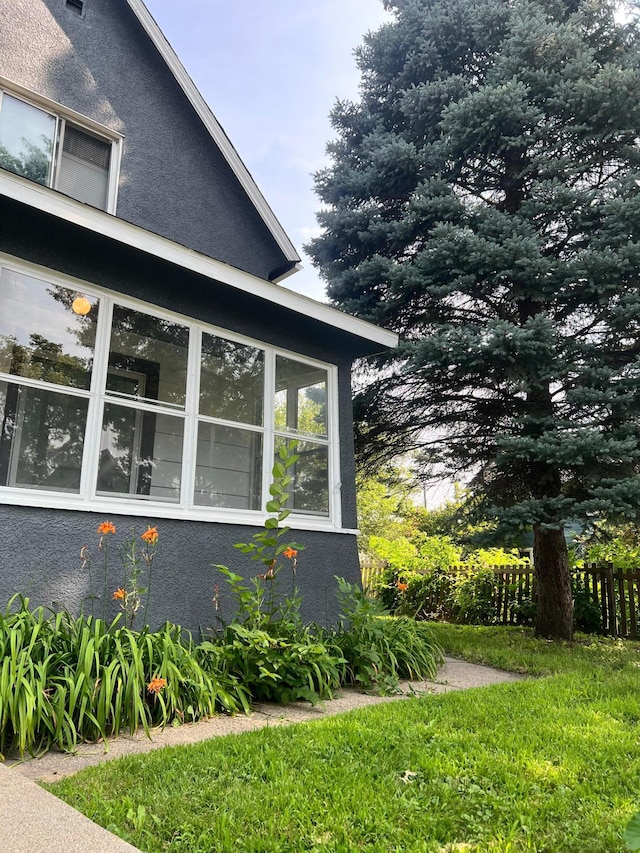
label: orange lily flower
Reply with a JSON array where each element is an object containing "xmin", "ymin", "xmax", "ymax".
[
  {"xmin": 141, "ymin": 526, "xmax": 158, "ymax": 545},
  {"xmin": 147, "ymin": 676, "xmax": 167, "ymax": 695}
]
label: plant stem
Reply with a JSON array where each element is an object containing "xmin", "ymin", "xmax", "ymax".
[{"xmin": 102, "ymin": 542, "xmax": 109, "ymax": 623}]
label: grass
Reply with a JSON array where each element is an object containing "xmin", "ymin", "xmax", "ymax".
[
  {"xmin": 47, "ymin": 625, "xmax": 640, "ymax": 852},
  {"xmin": 428, "ymin": 622, "xmax": 640, "ymax": 676}
]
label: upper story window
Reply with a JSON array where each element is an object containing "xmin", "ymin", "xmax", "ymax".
[
  {"xmin": 0, "ymin": 85, "xmax": 120, "ymax": 213},
  {"xmin": 0, "ymin": 258, "xmax": 339, "ymax": 527}
]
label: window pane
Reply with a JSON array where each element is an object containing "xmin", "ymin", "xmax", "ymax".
[
  {"xmin": 97, "ymin": 403, "xmax": 183, "ymax": 502},
  {"xmin": 0, "ymin": 380, "xmax": 88, "ymax": 491},
  {"xmin": 0, "ymin": 94, "xmax": 56, "ymax": 185},
  {"xmin": 0, "ymin": 268, "xmax": 98, "ymax": 390},
  {"xmin": 200, "ymin": 333, "xmax": 264, "ymax": 425},
  {"xmin": 275, "ymin": 356, "xmax": 327, "ymax": 438},
  {"xmin": 195, "ymin": 423, "xmax": 262, "ymax": 510},
  {"xmin": 106, "ymin": 306, "xmax": 188, "ymax": 409},
  {"xmin": 275, "ymin": 437, "xmax": 329, "ymax": 516}
]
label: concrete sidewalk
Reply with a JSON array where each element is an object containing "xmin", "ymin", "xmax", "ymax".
[
  {"xmin": 0, "ymin": 764, "xmax": 142, "ymax": 853},
  {"xmin": 1, "ymin": 657, "xmax": 523, "ymax": 852}
]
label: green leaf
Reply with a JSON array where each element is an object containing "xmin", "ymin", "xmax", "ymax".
[
  {"xmin": 273, "ymin": 462, "xmax": 286, "ymax": 479},
  {"xmin": 625, "ymin": 813, "xmax": 640, "ymax": 850}
]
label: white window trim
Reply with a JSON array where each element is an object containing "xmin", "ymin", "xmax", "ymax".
[
  {"xmin": 0, "ymin": 255, "xmax": 353, "ymax": 533},
  {"xmin": 0, "ymin": 76, "xmax": 122, "ymax": 214}
]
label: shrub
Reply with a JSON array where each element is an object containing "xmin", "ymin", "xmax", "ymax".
[
  {"xmin": 325, "ymin": 578, "xmax": 443, "ymax": 692},
  {"xmin": 450, "ymin": 564, "xmax": 499, "ymax": 624},
  {"xmin": 205, "ymin": 623, "xmax": 342, "ymax": 705}
]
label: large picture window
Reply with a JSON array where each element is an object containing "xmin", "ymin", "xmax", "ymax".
[
  {"xmin": 0, "ymin": 87, "xmax": 120, "ymax": 212},
  {"xmin": 0, "ymin": 262, "xmax": 338, "ymax": 525}
]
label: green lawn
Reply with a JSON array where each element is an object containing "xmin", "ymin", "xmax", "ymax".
[{"xmin": 48, "ymin": 625, "xmax": 640, "ymax": 852}]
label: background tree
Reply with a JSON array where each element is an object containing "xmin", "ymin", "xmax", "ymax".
[{"xmin": 307, "ymin": 0, "xmax": 640, "ymax": 638}]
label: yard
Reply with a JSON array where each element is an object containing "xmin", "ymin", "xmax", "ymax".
[{"xmin": 47, "ymin": 624, "xmax": 640, "ymax": 853}]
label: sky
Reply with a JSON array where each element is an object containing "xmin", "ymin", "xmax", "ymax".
[{"xmin": 143, "ymin": 0, "xmax": 393, "ymax": 302}]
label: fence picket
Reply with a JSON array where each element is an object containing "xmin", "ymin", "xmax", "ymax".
[
  {"xmin": 359, "ymin": 557, "xmax": 640, "ymax": 639},
  {"xmin": 630, "ymin": 574, "xmax": 639, "ymax": 638}
]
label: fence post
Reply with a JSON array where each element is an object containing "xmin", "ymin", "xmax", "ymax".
[{"xmin": 605, "ymin": 562, "xmax": 617, "ymax": 636}]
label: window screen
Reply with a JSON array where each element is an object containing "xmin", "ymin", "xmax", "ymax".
[{"xmin": 57, "ymin": 124, "xmax": 111, "ymax": 209}]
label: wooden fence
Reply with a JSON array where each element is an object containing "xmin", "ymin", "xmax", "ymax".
[{"xmin": 360, "ymin": 560, "xmax": 640, "ymax": 639}]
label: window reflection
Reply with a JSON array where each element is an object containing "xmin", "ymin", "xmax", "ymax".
[
  {"xmin": 106, "ymin": 306, "xmax": 188, "ymax": 408},
  {"xmin": 0, "ymin": 381, "xmax": 88, "ymax": 491},
  {"xmin": 97, "ymin": 403, "xmax": 183, "ymax": 502},
  {"xmin": 200, "ymin": 333, "xmax": 264, "ymax": 425},
  {"xmin": 274, "ymin": 437, "xmax": 329, "ymax": 516},
  {"xmin": 275, "ymin": 356, "xmax": 327, "ymax": 438},
  {"xmin": 0, "ymin": 268, "xmax": 98, "ymax": 390},
  {"xmin": 0, "ymin": 94, "xmax": 56, "ymax": 186},
  {"xmin": 195, "ymin": 423, "xmax": 262, "ymax": 509}
]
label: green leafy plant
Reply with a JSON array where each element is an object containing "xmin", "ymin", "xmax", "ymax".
[
  {"xmin": 216, "ymin": 441, "xmax": 303, "ymax": 632},
  {"xmin": 327, "ymin": 578, "xmax": 442, "ymax": 692},
  {"xmin": 0, "ymin": 596, "xmax": 247, "ymax": 759},
  {"xmin": 211, "ymin": 441, "xmax": 343, "ymax": 704},
  {"xmin": 450, "ymin": 564, "xmax": 500, "ymax": 624},
  {"xmin": 625, "ymin": 812, "xmax": 640, "ymax": 850},
  {"xmin": 210, "ymin": 623, "xmax": 341, "ymax": 705}
]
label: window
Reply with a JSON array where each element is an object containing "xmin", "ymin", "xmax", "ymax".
[
  {"xmin": 0, "ymin": 87, "xmax": 119, "ymax": 212},
  {"xmin": 196, "ymin": 334, "xmax": 264, "ymax": 509},
  {"xmin": 275, "ymin": 356, "xmax": 329, "ymax": 515},
  {"xmin": 0, "ymin": 268, "xmax": 98, "ymax": 492},
  {"xmin": 0, "ymin": 261, "xmax": 339, "ymax": 526},
  {"xmin": 65, "ymin": 0, "xmax": 85, "ymax": 16}
]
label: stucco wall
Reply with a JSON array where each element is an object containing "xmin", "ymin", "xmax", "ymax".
[
  {"xmin": 0, "ymin": 0, "xmax": 289, "ymax": 279},
  {"xmin": 0, "ymin": 504, "xmax": 360, "ymax": 632}
]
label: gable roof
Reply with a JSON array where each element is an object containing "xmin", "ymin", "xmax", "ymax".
[{"xmin": 126, "ymin": 0, "xmax": 301, "ymax": 269}]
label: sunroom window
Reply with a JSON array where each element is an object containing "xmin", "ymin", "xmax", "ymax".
[
  {"xmin": 0, "ymin": 262, "xmax": 337, "ymax": 524},
  {"xmin": 0, "ymin": 268, "xmax": 98, "ymax": 491},
  {"xmin": 97, "ymin": 306, "xmax": 189, "ymax": 503},
  {"xmin": 0, "ymin": 89, "xmax": 117, "ymax": 212},
  {"xmin": 195, "ymin": 333, "xmax": 265, "ymax": 510}
]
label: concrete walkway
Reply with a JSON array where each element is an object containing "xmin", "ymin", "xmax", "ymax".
[{"xmin": 1, "ymin": 657, "xmax": 522, "ymax": 852}]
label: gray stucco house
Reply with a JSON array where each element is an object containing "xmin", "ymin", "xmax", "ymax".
[{"xmin": 0, "ymin": 0, "xmax": 395, "ymax": 630}]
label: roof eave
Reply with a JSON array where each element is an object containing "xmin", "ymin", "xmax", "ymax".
[{"xmin": 0, "ymin": 171, "xmax": 398, "ymax": 353}]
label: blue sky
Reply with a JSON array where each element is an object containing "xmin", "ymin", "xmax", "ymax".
[{"xmin": 144, "ymin": 0, "xmax": 392, "ymax": 301}]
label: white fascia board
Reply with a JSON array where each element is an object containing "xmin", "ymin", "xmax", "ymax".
[
  {"xmin": 126, "ymin": 0, "xmax": 301, "ymax": 265},
  {"xmin": 0, "ymin": 172, "xmax": 398, "ymax": 350},
  {"xmin": 271, "ymin": 262, "xmax": 303, "ymax": 284}
]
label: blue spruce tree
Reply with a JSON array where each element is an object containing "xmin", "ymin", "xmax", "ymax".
[{"xmin": 308, "ymin": 0, "xmax": 640, "ymax": 639}]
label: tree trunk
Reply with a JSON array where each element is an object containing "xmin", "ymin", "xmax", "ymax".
[{"xmin": 533, "ymin": 525, "xmax": 573, "ymax": 640}]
